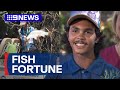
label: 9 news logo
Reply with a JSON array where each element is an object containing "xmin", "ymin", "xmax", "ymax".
[{"xmin": 4, "ymin": 14, "xmax": 42, "ymax": 22}]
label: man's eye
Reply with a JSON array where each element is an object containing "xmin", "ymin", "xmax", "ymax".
[
  {"xmin": 72, "ymin": 29, "xmax": 78, "ymax": 32},
  {"xmin": 85, "ymin": 31, "xmax": 92, "ymax": 34},
  {"xmin": 85, "ymin": 29, "xmax": 95, "ymax": 34},
  {"xmin": 84, "ymin": 31, "xmax": 94, "ymax": 37}
]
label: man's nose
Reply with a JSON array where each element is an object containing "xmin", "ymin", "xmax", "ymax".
[{"xmin": 77, "ymin": 32, "xmax": 85, "ymax": 40}]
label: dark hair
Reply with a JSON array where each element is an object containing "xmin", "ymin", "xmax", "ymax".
[{"xmin": 62, "ymin": 18, "xmax": 104, "ymax": 57}]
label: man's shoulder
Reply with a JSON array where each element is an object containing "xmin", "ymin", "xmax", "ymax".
[
  {"xmin": 94, "ymin": 56, "xmax": 120, "ymax": 79},
  {"xmin": 98, "ymin": 56, "xmax": 118, "ymax": 70},
  {"xmin": 104, "ymin": 62, "xmax": 119, "ymax": 71}
]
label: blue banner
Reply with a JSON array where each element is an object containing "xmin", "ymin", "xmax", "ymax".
[{"xmin": 4, "ymin": 53, "xmax": 63, "ymax": 75}]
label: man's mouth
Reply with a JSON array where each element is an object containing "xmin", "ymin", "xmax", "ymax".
[{"xmin": 74, "ymin": 41, "xmax": 87, "ymax": 47}]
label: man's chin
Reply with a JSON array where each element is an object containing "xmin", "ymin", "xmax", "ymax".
[{"xmin": 73, "ymin": 50, "xmax": 86, "ymax": 55}]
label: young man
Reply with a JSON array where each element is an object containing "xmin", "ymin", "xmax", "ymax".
[{"xmin": 45, "ymin": 11, "xmax": 120, "ymax": 79}]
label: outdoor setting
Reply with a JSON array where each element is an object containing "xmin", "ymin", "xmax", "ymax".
[{"xmin": 0, "ymin": 11, "xmax": 119, "ymax": 79}]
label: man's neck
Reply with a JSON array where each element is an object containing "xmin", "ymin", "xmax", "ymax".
[{"xmin": 73, "ymin": 52, "xmax": 95, "ymax": 69}]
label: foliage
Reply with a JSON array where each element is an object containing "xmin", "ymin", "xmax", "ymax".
[{"xmin": 101, "ymin": 20, "xmax": 116, "ymax": 48}]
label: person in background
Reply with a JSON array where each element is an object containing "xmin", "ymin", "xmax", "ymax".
[
  {"xmin": 100, "ymin": 11, "xmax": 120, "ymax": 69},
  {"xmin": 18, "ymin": 21, "xmax": 35, "ymax": 52},
  {"xmin": 45, "ymin": 11, "xmax": 120, "ymax": 79}
]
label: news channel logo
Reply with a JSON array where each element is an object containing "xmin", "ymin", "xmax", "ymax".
[{"xmin": 4, "ymin": 14, "xmax": 42, "ymax": 22}]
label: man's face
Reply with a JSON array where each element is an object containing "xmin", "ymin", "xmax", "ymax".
[{"xmin": 68, "ymin": 20, "xmax": 97, "ymax": 55}]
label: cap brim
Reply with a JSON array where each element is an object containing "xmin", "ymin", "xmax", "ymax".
[{"xmin": 67, "ymin": 15, "xmax": 98, "ymax": 28}]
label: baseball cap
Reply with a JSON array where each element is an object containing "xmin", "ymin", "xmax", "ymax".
[{"xmin": 67, "ymin": 11, "xmax": 101, "ymax": 29}]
